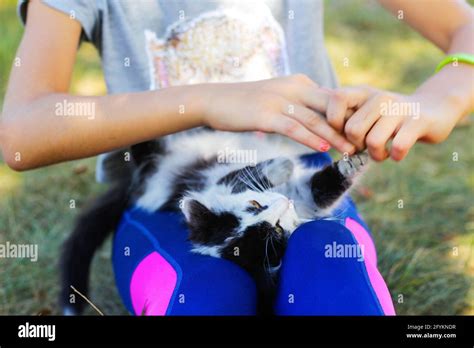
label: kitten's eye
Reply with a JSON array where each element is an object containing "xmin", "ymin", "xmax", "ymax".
[
  {"xmin": 275, "ymin": 221, "xmax": 284, "ymax": 235},
  {"xmin": 249, "ymin": 200, "xmax": 262, "ymax": 209}
]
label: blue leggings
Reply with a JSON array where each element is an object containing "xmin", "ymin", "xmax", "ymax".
[{"xmin": 112, "ymin": 153, "xmax": 396, "ymax": 315}]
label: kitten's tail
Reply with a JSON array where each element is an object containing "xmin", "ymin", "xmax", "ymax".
[{"xmin": 59, "ymin": 179, "xmax": 131, "ymax": 315}]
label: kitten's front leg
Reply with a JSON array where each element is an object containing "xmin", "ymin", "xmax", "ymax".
[{"xmin": 310, "ymin": 152, "xmax": 369, "ymax": 212}]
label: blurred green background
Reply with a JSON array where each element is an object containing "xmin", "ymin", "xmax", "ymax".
[{"xmin": 0, "ymin": 0, "xmax": 473, "ymax": 315}]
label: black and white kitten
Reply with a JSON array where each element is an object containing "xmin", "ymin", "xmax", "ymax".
[{"xmin": 60, "ymin": 130, "xmax": 369, "ymax": 315}]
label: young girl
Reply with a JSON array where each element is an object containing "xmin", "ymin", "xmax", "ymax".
[{"xmin": 1, "ymin": 0, "xmax": 472, "ymax": 315}]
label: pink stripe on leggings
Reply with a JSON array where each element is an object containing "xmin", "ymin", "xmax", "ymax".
[
  {"xmin": 345, "ymin": 217, "xmax": 396, "ymax": 315},
  {"xmin": 130, "ymin": 251, "xmax": 177, "ymax": 315}
]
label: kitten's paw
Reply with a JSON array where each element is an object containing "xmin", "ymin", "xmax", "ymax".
[
  {"xmin": 264, "ymin": 157, "xmax": 294, "ymax": 186},
  {"xmin": 337, "ymin": 152, "xmax": 369, "ymax": 178},
  {"xmin": 351, "ymin": 152, "xmax": 369, "ymax": 169}
]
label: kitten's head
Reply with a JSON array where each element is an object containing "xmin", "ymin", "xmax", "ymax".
[{"xmin": 180, "ymin": 157, "xmax": 299, "ymax": 274}]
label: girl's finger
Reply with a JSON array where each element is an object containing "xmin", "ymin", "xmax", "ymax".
[
  {"xmin": 326, "ymin": 91, "xmax": 348, "ymax": 132},
  {"xmin": 283, "ymin": 103, "xmax": 355, "ymax": 154},
  {"xmin": 365, "ymin": 116, "xmax": 402, "ymax": 161},
  {"xmin": 390, "ymin": 122, "xmax": 421, "ymax": 161},
  {"xmin": 270, "ymin": 115, "xmax": 332, "ymax": 153},
  {"xmin": 327, "ymin": 87, "xmax": 371, "ymax": 132},
  {"xmin": 273, "ymin": 75, "xmax": 330, "ymax": 113},
  {"xmin": 344, "ymin": 94, "xmax": 389, "ymax": 150},
  {"xmin": 297, "ymin": 84, "xmax": 332, "ymax": 114}
]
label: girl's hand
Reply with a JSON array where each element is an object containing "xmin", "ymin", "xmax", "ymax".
[
  {"xmin": 326, "ymin": 86, "xmax": 464, "ymax": 161},
  {"xmin": 201, "ymin": 75, "xmax": 356, "ymax": 154}
]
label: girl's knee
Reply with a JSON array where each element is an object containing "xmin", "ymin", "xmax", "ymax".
[
  {"xmin": 288, "ymin": 219, "xmax": 377, "ymax": 267},
  {"xmin": 167, "ymin": 257, "xmax": 258, "ymax": 315},
  {"xmin": 277, "ymin": 220, "xmax": 395, "ymax": 315},
  {"xmin": 288, "ymin": 220, "xmax": 359, "ymax": 254}
]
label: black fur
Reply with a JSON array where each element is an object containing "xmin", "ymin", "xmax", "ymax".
[
  {"xmin": 160, "ymin": 157, "xmax": 218, "ymax": 210},
  {"xmin": 221, "ymin": 222, "xmax": 287, "ymax": 315},
  {"xmin": 131, "ymin": 140, "xmax": 165, "ymax": 167},
  {"xmin": 186, "ymin": 200, "xmax": 240, "ymax": 245},
  {"xmin": 311, "ymin": 163, "xmax": 351, "ymax": 209},
  {"xmin": 129, "ymin": 140, "xmax": 164, "ymax": 199}
]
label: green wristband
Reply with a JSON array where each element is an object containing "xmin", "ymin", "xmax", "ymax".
[{"xmin": 435, "ymin": 53, "xmax": 474, "ymax": 73}]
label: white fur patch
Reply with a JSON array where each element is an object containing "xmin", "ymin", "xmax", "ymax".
[{"xmin": 190, "ymin": 244, "xmax": 222, "ymax": 258}]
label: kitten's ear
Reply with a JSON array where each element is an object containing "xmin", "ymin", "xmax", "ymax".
[
  {"xmin": 181, "ymin": 198, "xmax": 214, "ymax": 223},
  {"xmin": 181, "ymin": 197, "xmax": 239, "ymax": 245},
  {"xmin": 262, "ymin": 157, "xmax": 294, "ymax": 186}
]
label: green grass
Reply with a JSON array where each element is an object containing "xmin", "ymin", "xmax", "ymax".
[
  {"xmin": 0, "ymin": 0, "xmax": 473, "ymax": 315},
  {"xmin": 0, "ymin": 0, "xmax": 23, "ymax": 103}
]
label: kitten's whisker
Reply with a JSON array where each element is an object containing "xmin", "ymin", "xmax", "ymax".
[
  {"xmin": 238, "ymin": 168, "xmax": 253, "ymax": 189},
  {"xmin": 246, "ymin": 165, "xmax": 267, "ymax": 193},
  {"xmin": 263, "ymin": 236, "xmax": 271, "ymax": 272},
  {"xmin": 247, "ymin": 167, "xmax": 264, "ymax": 192},
  {"xmin": 254, "ymin": 168, "xmax": 267, "ymax": 192},
  {"xmin": 239, "ymin": 168, "xmax": 263, "ymax": 193},
  {"xmin": 269, "ymin": 234, "xmax": 277, "ymax": 255},
  {"xmin": 240, "ymin": 176, "xmax": 260, "ymax": 193},
  {"xmin": 266, "ymin": 235, "xmax": 278, "ymax": 285}
]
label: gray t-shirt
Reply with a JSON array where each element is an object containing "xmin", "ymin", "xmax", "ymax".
[{"xmin": 18, "ymin": 0, "xmax": 337, "ymax": 182}]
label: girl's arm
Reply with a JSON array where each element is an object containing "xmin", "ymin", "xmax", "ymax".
[{"xmin": 0, "ymin": 0, "xmax": 354, "ymax": 171}]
